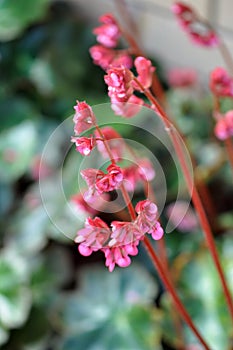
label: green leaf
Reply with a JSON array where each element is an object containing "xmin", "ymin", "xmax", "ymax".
[
  {"xmin": 180, "ymin": 250, "xmax": 232, "ymax": 349},
  {"xmin": 57, "ymin": 265, "xmax": 162, "ymax": 350},
  {"xmin": 0, "ymin": 323, "xmax": 9, "ymax": 346},
  {"xmin": 0, "ymin": 0, "xmax": 49, "ymax": 41},
  {"xmin": 0, "ymin": 121, "xmax": 37, "ymax": 182},
  {"xmin": 0, "ymin": 250, "xmax": 31, "ymax": 330},
  {"xmin": 30, "ymin": 246, "xmax": 73, "ymax": 304},
  {"xmin": 8, "ymin": 206, "xmax": 49, "ymax": 255}
]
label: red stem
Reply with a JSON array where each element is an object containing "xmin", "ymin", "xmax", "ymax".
[
  {"xmin": 134, "ymin": 78, "xmax": 233, "ymax": 322},
  {"xmin": 95, "ymin": 120, "xmax": 209, "ymax": 346},
  {"xmin": 224, "ymin": 137, "xmax": 233, "ymax": 173},
  {"xmin": 143, "ymin": 236, "xmax": 210, "ymax": 350},
  {"xmin": 115, "ymin": 17, "xmax": 166, "ymax": 106}
]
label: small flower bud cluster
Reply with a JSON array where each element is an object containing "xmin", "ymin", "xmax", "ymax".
[
  {"xmin": 209, "ymin": 67, "xmax": 233, "ymax": 98},
  {"xmin": 90, "ymin": 13, "xmax": 133, "ymax": 71},
  {"xmin": 172, "ymin": 2, "xmax": 219, "ymax": 47},
  {"xmin": 81, "ymin": 164, "xmax": 123, "ymax": 201},
  {"xmin": 75, "ymin": 199, "xmax": 163, "ymax": 272}
]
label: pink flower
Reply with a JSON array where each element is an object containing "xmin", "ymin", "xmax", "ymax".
[
  {"xmin": 81, "ymin": 168, "xmax": 104, "ymax": 200},
  {"xmin": 189, "ymin": 24, "xmax": 219, "ymax": 47},
  {"xmin": 71, "ymin": 136, "xmax": 96, "ymax": 156},
  {"xmin": 135, "ymin": 199, "xmax": 158, "ymax": 233},
  {"xmin": 89, "ymin": 45, "xmax": 116, "ymax": 70},
  {"xmin": 210, "ymin": 67, "xmax": 233, "ymax": 98},
  {"xmin": 107, "ymin": 163, "xmax": 123, "ymax": 185},
  {"xmin": 166, "ymin": 201, "xmax": 198, "ymax": 232},
  {"xmin": 103, "ymin": 246, "xmax": 132, "ymax": 272},
  {"xmin": 74, "ymin": 199, "xmax": 164, "ymax": 270},
  {"xmin": 81, "ymin": 164, "xmax": 123, "ymax": 198},
  {"xmin": 110, "ymin": 221, "xmax": 142, "ymax": 246},
  {"xmin": 111, "ymin": 95, "xmax": 144, "ymax": 118},
  {"xmin": 122, "ymin": 164, "xmax": 138, "ymax": 191},
  {"xmin": 81, "ymin": 168, "xmax": 104, "ymax": 188},
  {"xmin": 73, "ymin": 101, "xmax": 96, "ymax": 135},
  {"xmin": 168, "ymin": 67, "xmax": 198, "ymax": 88},
  {"xmin": 95, "ymin": 164, "xmax": 123, "ymax": 193},
  {"xmin": 149, "ymin": 222, "xmax": 164, "ymax": 240},
  {"xmin": 137, "ymin": 159, "xmax": 156, "ymax": 182},
  {"xmin": 214, "ymin": 110, "xmax": 233, "ymax": 140},
  {"xmin": 89, "ymin": 45, "xmax": 133, "ymax": 71},
  {"xmin": 112, "ymin": 53, "xmax": 133, "ymax": 69},
  {"xmin": 172, "ymin": 2, "xmax": 219, "ymax": 47},
  {"xmin": 95, "ymin": 127, "xmax": 124, "ymax": 161},
  {"xmin": 215, "ymin": 118, "xmax": 228, "ymax": 141},
  {"xmin": 134, "ymin": 57, "xmax": 155, "ymax": 90},
  {"xmin": 75, "ymin": 217, "xmax": 111, "ymax": 254},
  {"xmin": 122, "ymin": 159, "xmax": 155, "ymax": 191},
  {"xmin": 104, "ymin": 67, "xmax": 134, "ymax": 102},
  {"xmin": 93, "ymin": 13, "xmax": 120, "ymax": 48}
]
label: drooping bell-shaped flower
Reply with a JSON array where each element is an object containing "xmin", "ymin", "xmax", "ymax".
[
  {"xmin": 71, "ymin": 136, "xmax": 96, "ymax": 156},
  {"xmin": 73, "ymin": 101, "xmax": 96, "ymax": 135},
  {"xmin": 75, "ymin": 217, "xmax": 111, "ymax": 254}
]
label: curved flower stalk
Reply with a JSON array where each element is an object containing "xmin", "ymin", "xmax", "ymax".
[
  {"xmin": 70, "ymin": 100, "xmax": 211, "ymax": 348},
  {"xmin": 103, "ymin": 57, "xmax": 233, "ymax": 323},
  {"xmin": 172, "ymin": 3, "xmax": 233, "ymax": 172},
  {"xmin": 91, "ymin": 12, "xmax": 218, "ymax": 224}
]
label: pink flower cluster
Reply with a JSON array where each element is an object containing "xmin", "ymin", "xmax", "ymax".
[
  {"xmin": 71, "ymin": 101, "xmax": 163, "ymax": 271},
  {"xmin": 81, "ymin": 164, "xmax": 123, "ymax": 201},
  {"xmin": 104, "ymin": 57, "xmax": 155, "ymax": 117},
  {"xmin": 172, "ymin": 2, "xmax": 219, "ymax": 47},
  {"xmin": 209, "ymin": 67, "xmax": 233, "ymax": 98},
  {"xmin": 214, "ymin": 111, "xmax": 233, "ymax": 140},
  {"xmin": 75, "ymin": 199, "xmax": 164, "ymax": 271},
  {"xmin": 90, "ymin": 13, "xmax": 133, "ymax": 70}
]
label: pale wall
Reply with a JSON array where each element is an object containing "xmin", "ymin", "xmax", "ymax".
[{"xmin": 71, "ymin": 0, "xmax": 233, "ymax": 81}]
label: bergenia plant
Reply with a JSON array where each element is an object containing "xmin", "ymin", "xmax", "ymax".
[{"xmin": 70, "ymin": 5, "xmax": 233, "ymax": 349}]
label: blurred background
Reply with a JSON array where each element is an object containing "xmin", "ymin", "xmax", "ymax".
[{"xmin": 0, "ymin": 1, "xmax": 232, "ymax": 349}]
